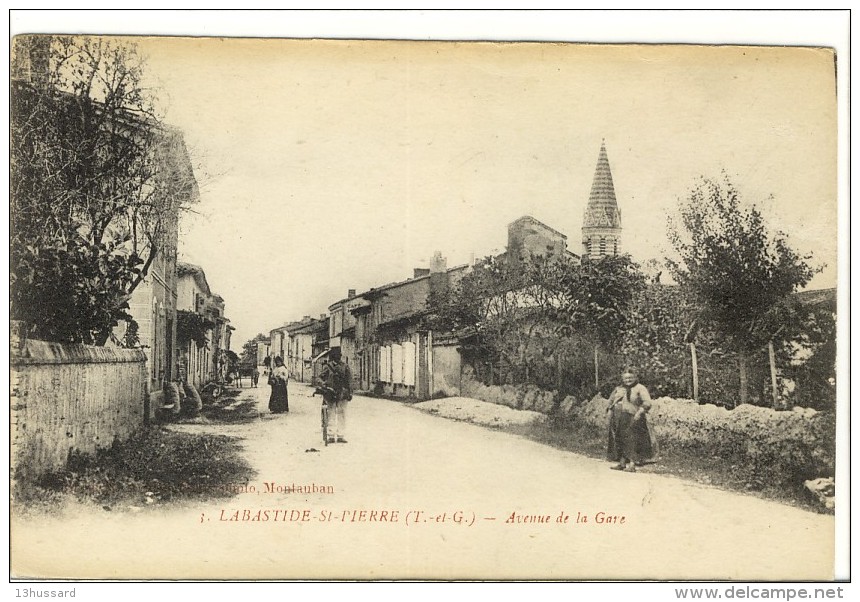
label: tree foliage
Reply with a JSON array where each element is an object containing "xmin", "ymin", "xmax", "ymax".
[
  {"xmin": 667, "ymin": 174, "xmax": 817, "ymax": 352},
  {"xmin": 431, "ymin": 255, "xmax": 560, "ymax": 382},
  {"xmin": 619, "ymin": 283, "xmax": 696, "ymax": 396},
  {"xmin": 10, "ymin": 35, "xmax": 198, "ymax": 344},
  {"xmin": 430, "ymin": 253, "xmax": 644, "ymax": 386},
  {"xmin": 667, "ymin": 174, "xmax": 819, "ymax": 403},
  {"xmin": 558, "ymin": 254, "xmax": 645, "ymax": 350},
  {"xmin": 176, "ymin": 310, "xmax": 216, "ymax": 349},
  {"xmin": 240, "ymin": 333, "xmax": 269, "ymax": 366}
]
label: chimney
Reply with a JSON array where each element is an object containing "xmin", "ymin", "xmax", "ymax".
[
  {"xmin": 413, "ymin": 268, "xmax": 431, "ymax": 279},
  {"xmin": 348, "ymin": 289, "xmax": 356, "ymax": 299},
  {"xmin": 303, "ymin": 315, "xmax": 311, "ymax": 321},
  {"xmin": 429, "ymin": 251, "xmax": 449, "ymax": 298},
  {"xmin": 430, "ymin": 251, "xmax": 447, "ymax": 273},
  {"xmin": 320, "ymin": 314, "xmax": 326, "ymax": 321}
]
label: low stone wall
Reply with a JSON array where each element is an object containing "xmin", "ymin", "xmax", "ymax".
[
  {"xmin": 11, "ymin": 339, "xmax": 148, "ymax": 481},
  {"xmin": 460, "ymin": 374, "xmax": 836, "ymax": 489},
  {"xmin": 570, "ymin": 393, "xmax": 835, "ymax": 487},
  {"xmin": 462, "ymin": 378, "xmax": 558, "ymax": 414}
]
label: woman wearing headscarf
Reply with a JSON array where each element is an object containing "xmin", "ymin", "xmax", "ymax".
[
  {"xmin": 268, "ymin": 356, "xmax": 289, "ymax": 414},
  {"xmin": 606, "ymin": 369, "xmax": 657, "ymax": 472}
]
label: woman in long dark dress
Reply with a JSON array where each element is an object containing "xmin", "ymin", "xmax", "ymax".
[
  {"xmin": 607, "ymin": 369, "xmax": 657, "ymax": 472},
  {"xmin": 268, "ymin": 356, "xmax": 289, "ymax": 413}
]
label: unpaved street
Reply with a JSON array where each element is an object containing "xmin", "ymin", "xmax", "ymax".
[{"xmin": 12, "ymin": 383, "xmax": 834, "ymax": 580}]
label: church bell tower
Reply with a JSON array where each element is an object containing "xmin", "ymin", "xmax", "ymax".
[{"xmin": 582, "ymin": 140, "xmax": 622, "ymax": 259}]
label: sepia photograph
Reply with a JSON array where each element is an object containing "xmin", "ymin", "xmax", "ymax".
[{"xmin": 6, "ymin": 10, "xmax": 849, "ymax": 587}]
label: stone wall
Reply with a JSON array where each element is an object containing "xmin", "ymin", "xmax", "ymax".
[
  {"xmin": 462, "ymin": 375, "xmax": 558, "ymax": 414},
  {"xmin": 459, "ymin": 372, "xmax": 835, "ymax": 489},
  {"xmin": 431, "ymin": 343, "xmax": 462, "ymax": 397},
  {"xmin": 380, "ymin": 277, "xmax": 431, "ymax": 324},
  {"xmin": 11, "ymin": 339, "xmax": 148, "ymax": 481},
  {"xmin": 566, "ymin": 392, "xmax": 836, "ymax": 487}
]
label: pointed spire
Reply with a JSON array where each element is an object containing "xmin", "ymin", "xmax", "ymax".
[{"xmin": 583, "ymin": 141, "xmax": 622, "ymax": 229}]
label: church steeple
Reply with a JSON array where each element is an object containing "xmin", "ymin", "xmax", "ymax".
[{"xmin": 582, "ymin": 140, "xmax": 622, "ymax": 259}]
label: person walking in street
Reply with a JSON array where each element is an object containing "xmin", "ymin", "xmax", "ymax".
[
  {"xmin": 319, "ymin": 349, "xmax": 352, "ymax": 443},
  {"xmin": 268, "ymin": 356, "xmax": 289, "ymax": 413},
  {"xmin": 606, "ymin": 368, "xmax": 658, "ymax": 472},
  {"xmin": 252, "ymin": 367, "xmax": 260, "ymax": 388}
]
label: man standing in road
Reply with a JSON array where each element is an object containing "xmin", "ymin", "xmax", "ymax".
[{"xmin": 320, "ymin": 349, "xmax": 353, "ymax": 443}]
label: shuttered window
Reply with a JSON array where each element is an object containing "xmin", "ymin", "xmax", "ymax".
[
  {"xmin": 403, "ymin": 341, "xmax": 416, "ymax": 386},
  {"xmin": 379, "ymin": 346, "xmax": 387, "ymax": 382},
  {"xmin": 391, "ymin": 344, "xmax": 404, "ymax": 385}
]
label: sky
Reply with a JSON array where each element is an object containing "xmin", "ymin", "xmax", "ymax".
[{"xmin": 11, "ymin": 13, "xmax": 841, "ymax": 351}]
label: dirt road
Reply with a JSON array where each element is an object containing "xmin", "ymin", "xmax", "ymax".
[{"xmin": 12, "ymin": 383, "xmax": 835, "ymax": 580}]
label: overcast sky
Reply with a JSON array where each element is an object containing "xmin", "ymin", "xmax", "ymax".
[
  {"xmin": 5, "ymin": 11, "xmax": 847, "ymax": 359},
  {"xmin": 124, "ymin": 36, "xmax": 838, "ymax": 349}
]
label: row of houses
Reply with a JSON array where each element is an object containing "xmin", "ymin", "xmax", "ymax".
[
  {"xmin": 264, "ymin": 142, "xmax": 625, "ymax": 400},
  {"xmin": 118, "ymin": 250, "xmax": 234, "ymax": 412},
  {"xmin": 266, "ymin": 216, "xmax": 576, "ymax": 400}
]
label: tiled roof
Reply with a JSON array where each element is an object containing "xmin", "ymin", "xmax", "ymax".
[
  {"xmin": 177, "ymin": 262, "xmax": 212, "ymax": 296},
  {"xmin": 794, "ymin": 288, "xmax": 836, "ymax": 308},
  {"xmin": 583, "ymin": 141, "xmax": 622, "ymax": 230}
]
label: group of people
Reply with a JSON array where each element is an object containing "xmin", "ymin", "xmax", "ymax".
[{"xmin": 263, "ymin": 350, "xmax": 353, "ymax": 443}]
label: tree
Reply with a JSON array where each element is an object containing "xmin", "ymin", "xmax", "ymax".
[
  {"xmin": 781, "ymin": 297, "xmax": 836, "ymax": 410},
  {"xmin": 10, "ymin": 35, "xmax": 198, "ymax": 345},
  {"xmin": 667, "ymin": 174, "xmax": 818, "ymax": 404},
  {"xmin": 240, "ymin": 333, "xmax": 269, "ymax": 366},
  {"xmin": 430, "ymin": 254, "xmax": 553, "ymax": 383},
  {"xmin": 619, "ymin": 283, "xmax": 701, "ymax": 399},
  {"xmin": 430, "ymin": 252, "xmax": 644, "ymax": 389},
  {"xmin": 557, "ymin": 254, "xmax": 645, "ymax": 351}
]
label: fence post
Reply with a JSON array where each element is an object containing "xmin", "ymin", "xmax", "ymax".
[
  {"xmin": 689, "ymin": 342, "xmax": 699, "ymax": 402},
  {"xmin": 768, "ymin": 340, "xmax": 779, "ymax": 409},
  {"xmin": 594, "ymin": 346, "xmax": 599, "ymax": 389},
  {"xmin": 556, "ymin": 353, "xmax": 562, "ymax": 391}
]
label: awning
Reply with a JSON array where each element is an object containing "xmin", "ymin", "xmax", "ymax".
[{"xmin": 311, "ymin": 349, "xmax": 330, "ymax": 363}]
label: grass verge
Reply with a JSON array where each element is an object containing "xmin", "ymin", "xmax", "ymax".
[
  {"xmin": 14, "ymin": 426, "xmax": 255, "ymax": 512},
  {"xmin": 507, "ymin": 415, "xmax": 827, "ymax": 514}
]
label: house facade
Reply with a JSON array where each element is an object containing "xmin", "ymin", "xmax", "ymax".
[
  {"xmin": 328, "ymin": 290, "xmax": 369, "ymax": 389},
  {"xmin": 177, "ymin": 263, "xmax": 232, "ymax": 388},
  {"xmin": 269, "ymin": 325, "xmax": 290, "ymax": 366},
  {"xmin": 124, "ymin": 224, "xmax": 180, "ymax": 415},
  {"xmin": 354, "ymin": 254, "xmax": 468, "ymax": 400},
  {"xmin": 507, "ymin": 215, "xmax": 569, "ymax": 263},
  {"xmin": 115, "ymin": 133, "xmax": 199, "ymax": 415},
  {"xmin": 256, "ymin": 341, "xmax": 270, "ymax": 371},
  {"xmin": 284, "ymin": 315, "xmax": 329, "ymax": 383}
]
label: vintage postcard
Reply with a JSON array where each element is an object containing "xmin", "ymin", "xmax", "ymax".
[{"xmin": 8, "ymin": 17, "xmax": 847, "ymax": 585}]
